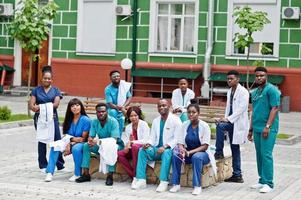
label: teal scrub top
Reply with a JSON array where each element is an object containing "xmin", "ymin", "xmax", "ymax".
[
  {"xmin": 251, "ymin": 83, "xmax": 281, "ymax": 133},
  {"xmin": 89, "ymin": 116, "xmax": 120, "ymax": 139},
  {"xmin": 157, "ymin": 118, "xmax": 166, "ymax": 148},
  {"xmin": 105, "ymin": 83, "xmax": 132, "ymax": 105}
]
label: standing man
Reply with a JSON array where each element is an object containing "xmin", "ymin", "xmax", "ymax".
[
  {"xmin": 105, "ymin": 70, "xmax": 132, "ymax": 136},
  {"xmin": 248, "ymin": 67, "xmax": 280, "ymax": 193},
  {"xmin": 214, "ymin": 70, "xmax": 249, "ymax": 183},
  {"xmin": 132, "ymin": 99, "xmax": 182, "ymax": 192},
  {"xmin": 75, "ymin": 103, "xmax": 122, "ymax": 186},
  {"xmin": 171, "ymin": 78, "xmax": 195, "ymax": 122}
]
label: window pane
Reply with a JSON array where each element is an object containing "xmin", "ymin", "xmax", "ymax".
[
  {"xmin": 185, "ymin": 4, "xmax": 195, "ymax": 15},
  {"xmin": 170, "ymin": 18, "xmax": 181, "ymax": 51},
  {"xmin": 158, "ymin": 4, "xmax": 168, "ymax": 14},
  {"xmin": 171, "ymin": 4, "xmax": 183, "ymax": 15},
  {"xmin": 157, "ymin": 16, "xmax": 168, "ymax": 51},
  {"xmin": 183, "ymin": 17, "xmax": 194, "ymax": 52},
  {"xmin": 262, "ymin": 43, "xmax": 274, "ymax": 55},
  {"xmin": 249, "ymin": 43, "xmax": 260, "ymax": 54}
]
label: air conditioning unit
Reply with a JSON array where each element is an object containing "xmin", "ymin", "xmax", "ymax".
[
  {"xmin": 282, "ymin": 7, "xmax": 300, "ymax": 20},
  {"xmin": 116, "ymin": 5, "xmax": 132, "ymax": 16},
  {"xmin": 0, "ymin": 3, "xmax": 13, "ymax": 16}
]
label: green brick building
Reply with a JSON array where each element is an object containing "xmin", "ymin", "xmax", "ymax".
[{"xmin": 0, "ymin": 0, "xmax": 301, "ymax": 110}]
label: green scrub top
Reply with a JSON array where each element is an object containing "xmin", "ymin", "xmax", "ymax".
[
  {"xmin": 251, "ymin": 83, "xmax": 281, "ymax": 133},
  {"xmin": 89, "ymin": 116, "xmax": 120, "ymax": 139}
]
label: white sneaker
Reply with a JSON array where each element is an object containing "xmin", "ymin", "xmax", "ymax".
[
  {"xmin": 192, "ymin": 187, "xmax": 202, "ymax": 195},
  {"xmin": 69, "ymin": 175, "xmax": 80, "ymax": 182},
  {"xmin": 259, "ymin": 184, "xmax": 273, "ymax": 193},
  {"xmin": 156, "ymin": 181, "xmax": 169, "ymax": 192},
  {"xmin": 40, "ymin": 168, "xmax": 46, "ymax": 174},
  {"xmin": 131, "ymin": 177, "xmax": 138, "ymax": 188},
  {"xmin": 169, "ymin": 185, "xmax": 180, "ymax": 193},
  {"xmin": 131, "ymin": 179, "xmax": 147, "ymax": 190},
  {"xmin": 250, "ymin": 183, "xmax": 264, "ymax": 189},
  {"xmin": 45, "ymin": 173, "xmax": 53, "ymax": 182}
]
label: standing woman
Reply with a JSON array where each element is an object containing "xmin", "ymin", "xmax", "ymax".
[
  {"xmin": 169, "ymin": 104, "xmax": 216, "ymax": 195},
  {"xmin": 117, "ymin": 106, "xmax": 150, "ymax": 179},
  {"xmin": 45, "ymin": 98, "xmax": 91, "ymax": 182},
  {"xmin": 29, "ymin": 65, "xmax": 64, "ymax": 172}
]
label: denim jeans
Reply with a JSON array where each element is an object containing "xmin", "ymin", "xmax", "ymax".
[{"xmin": 215, "ymin": 122, "xmax": 241, "ymax": 177}]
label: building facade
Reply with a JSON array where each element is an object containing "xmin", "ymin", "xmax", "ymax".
[{"xmin": 0, "ymin": 0, "xmax": 301, "ymax": 110}]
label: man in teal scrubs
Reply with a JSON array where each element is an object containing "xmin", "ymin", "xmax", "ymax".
[
  {"xmin": 76, "ymin": 103, "xmax": 122, "ymax": 186},
  {"xmin": 105, "ymin": 70, "xmax": 132, "ymax": 135},
  {"xmin": 248, "ymin": 67, "xmax": 280, "ymax": 193}
]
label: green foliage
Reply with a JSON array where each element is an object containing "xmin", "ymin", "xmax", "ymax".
[
  {"xmin": 0, "ymin": 114, "xmax": 32, "ymax": 123},
  {"xmin": 233, "ymin": 6, "xmax": 271, "ymax": 54},
  {"xmin": 0, "ymin": 106, "xmax": 12, "ymax": 120},
  {"xmin": 277, "ymin": 133, "xmax": 292, "ymax": 140},
  {"xmin": 8, "ymin": 0, "xmax": 58, "ymax": 53}
]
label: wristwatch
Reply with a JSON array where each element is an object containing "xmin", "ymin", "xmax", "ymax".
[{"xmin": 265, "ymin": 124, "xmax": 271, "ymax": 129}]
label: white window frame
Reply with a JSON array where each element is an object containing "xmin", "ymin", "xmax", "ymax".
[
  {"xmin": 226, "ymin": 0, "xmax": 280, "ymax": 61},
  {"xmin": 76, "ymin": 0, "xmax": 116, "ymax": 56},
  {"xmin": 149, "ymin": 0, "xmax": 199, "ymax": 57}
]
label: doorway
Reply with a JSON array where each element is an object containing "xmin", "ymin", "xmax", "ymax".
[{"xmin": 21, "ymin": 38, "xmax": 49, "ymax": 86}]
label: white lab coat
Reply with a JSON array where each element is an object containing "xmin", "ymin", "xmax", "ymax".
[
  {"xmin": 36, "ymin": 102, "xmax": 54, "ymax": 144},
  {"xmin": 171, "ymin": 88, "xmax": 195, "ymax": 112},
  {"xmin": 117, "ymin": 80, "xmax": 131, "ymax": 106},
  {"xmin": 225, "ymin": 84, "xmax": 250, "ymax": 144},
  {"xmin": 178, "ymin": 120, "xmax": 217, "ymax": 174},
  {"xmin": 122, "ymin": 119, "xmax": 150, "ymax": 145},
  {"xmin": 98, "ymin": 138, "xmax": 118, "ymax": 174},
  {"xmin": 147, "ymin": 113, "xmax": 182, "ymax": 149}
]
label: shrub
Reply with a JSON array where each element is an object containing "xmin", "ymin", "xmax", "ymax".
[{"xmin": 0, "ymin": 106, "xmax": 12, "ymax": 120}]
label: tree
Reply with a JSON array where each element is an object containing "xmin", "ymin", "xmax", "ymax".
[
  {"xmin": 8, "ymin": 0, "xmax": 58, "ymax": 116},
  {"xmin": 233, "ymin": 6, "xmax": 271, "ymax": 90}
]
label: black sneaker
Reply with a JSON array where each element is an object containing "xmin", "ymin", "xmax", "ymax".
[
  {"xmin": 105, "ymin": 174, "xmax": 113, "ymax": 186},
  {"xmin": 214, "ymin": 153, "xmax": 224, "ymax": 160},
  {"xmin": 224, "ymin": 175, "xmax": 244, "ymax": 183},
  {"xmin": 75, "ymin": 174, "xmax": 91, "ymax": 183}
]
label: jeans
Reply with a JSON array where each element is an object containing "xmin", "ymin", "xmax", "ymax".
[
  {"xmin": 171, "ymin": 151, "xmax": 209, "ymax": 187},
  {"xmin": 117, "ymin": 143, "xmax": 142, "ymax": 178},
  {"xmin": 135, "ymin": 146, "xmax": 172, "ymax": 181},
  {"xmin": 215, "ymin": 122, "xmax": 241, "ymax": 177}
]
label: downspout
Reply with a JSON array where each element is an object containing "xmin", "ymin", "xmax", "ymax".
[
  {"xmin": 131, "ymin": 0, "xmax": 138, "ymax": 94},
  {"xmin": 201, "ymin": 0, "xmax": 214, "ymax": 99}
]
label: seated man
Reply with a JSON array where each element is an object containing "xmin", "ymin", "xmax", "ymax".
[
  {"xmin": 132, "ymin": 99, "xmax": 182, "ymax": 192},
  {"xmin": 105, "ymin": 70, "xmax": 132, "ymax": 136},
  {"xmin": 75, "ymin": 103, "xmax": 122, "ymax": 186},
  {"xmin": 171, "ymin": 78, "xmax": 195, "ymax": 122}
]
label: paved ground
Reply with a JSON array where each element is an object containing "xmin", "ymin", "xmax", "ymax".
[{"xmin": 0, "ymin": 95, "xmax": 301, "ymax": 199}]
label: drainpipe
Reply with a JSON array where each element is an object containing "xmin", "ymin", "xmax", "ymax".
[
  {"xmin": 131, "ymin": 0, "xmax": 138, "ymax": 94},
  {"xmin": 131, "ymin": 0, "xmax": 138, "ymax": 70},
  {"xmin": 201, "ymin": 0, "xmax": 214, "ymax": 99}
]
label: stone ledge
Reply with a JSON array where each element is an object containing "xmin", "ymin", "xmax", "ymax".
[
  {"xmin": 0, "ymin": 120, "xmax": 33, "ymax": 130},
  {"xmin": 89, "ymin": 155, "xmax": 232, "ymax": 188}
]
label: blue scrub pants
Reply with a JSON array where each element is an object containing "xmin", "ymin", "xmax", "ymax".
[
  {"xmin": 253, "ymin": 130, "xmax": 277, "ymax": 188},
  {"xmin": 34, "ymin": 114, "xmax": 64, "ymax": 170},
  {"xmin": 81, "ymin": 143, "xmax": 115, "ymax": 172},
  {"xmin": 136, "ymin": 146, "xmax": 172, "ymax": 181},
  {"xmin": 46, "ymin": 143, "xmax": 84, "ymax": 176},
  {"xmin": 171, "ymin": 151, "xmax": 209, "ymax": 187},
  {"xmin": 215, "ymin": 122, "xmax": 241, "ymax": 177},
  {"xmin": 108, "ymin": 108, "xmax": 125, "ymax": 136}
]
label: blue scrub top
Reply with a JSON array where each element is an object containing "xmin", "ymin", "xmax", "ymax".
[
  {"xmin": 251, "ymin": 83, "xmax": 281, "ymax": 132},
  {"xmin": 66, "ymin": 115, "xmax": 91, "ymax": 137},
  {"xmin": 105, "ymin": 83, "xmax": 132, "ymax": 105},
  {"xmin": 89, "ymin": 116, "xmax": 120, "ymax": 139},
  {"xmin": 31, "ymin": 86, "xmax": 62, "ymax": 115},
  {"xmin": 185, "ymin": 124, "xmax": 201, "ymax": 151}
]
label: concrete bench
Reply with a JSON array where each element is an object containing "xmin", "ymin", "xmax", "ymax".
[{"xmin": 89, "ymin": 155, "xmax": 232, "ymax": 188}]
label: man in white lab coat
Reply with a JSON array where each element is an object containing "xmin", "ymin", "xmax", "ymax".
[
  {"xmin": 131, "ymin": 99, "xmax": 182, "ymax": 192},
  {"xmin": 214, "ymin": 70, "xmax": 249, "ymax": 183}
]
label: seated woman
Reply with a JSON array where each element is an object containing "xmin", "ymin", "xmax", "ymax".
[
  {"xmin": 169, "ymin": 104, "xmax": 215, "ymax": 195},
  {"xmin": 118, "ymin": 106, "xmax": 150, "ymax": 180},
  {"xmin": 45, "ymin": 98, "xmax": 91, "ymax": 182}
]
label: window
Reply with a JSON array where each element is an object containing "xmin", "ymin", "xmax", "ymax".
[
  {"xmin": 226, "ymin": 0, "xmax": 280, "ymax": 60},
  {"xmin": 149, "ymin": 0, "xmax": 198, "ymax": 55},
  {"xmin": 76, "ymin": 0, "xmax": 116, "ymax": 55}
]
